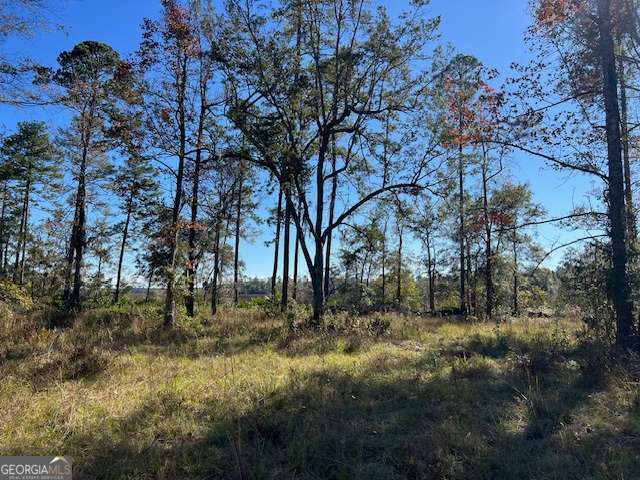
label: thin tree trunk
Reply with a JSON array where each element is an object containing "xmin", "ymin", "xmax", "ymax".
[
  {"xmin": 482, "ymin": 160, "xmax": 494, "ymax": 319},
  {"xmin": 324, "ymin": 136, "xmax": 338, "ymax": 301},
  {"xmin": 163, "ymin": 56, "xmax": 188, "ymax": 327},
  {"xmin": 145, "ymin": 267, "xmax": 154, "ymax": 303},
  {"xmin": 458, "ymin": 141, "xmax": 466, "ymax": 315},
  {"xmin": 211, "ymin": 217, "xmax": 221, "ymax": 317},
  {"xmin": 68, "ymin": 89, "xmax": 99, "ymax": 311},
  {"xmin": 0, "ymin": 182, "xmax": 6, "ymax": 275},
  {"xmin": 186, "ymin": 47, "xmax": 211, "ymax": 317},
  {"xmin": 618, "ymin": 50, "xmax": 636, "ymax": 241},
  {"xmin": 381, "ymin": 219, "xmax": 388, "ymax": 309},
  {"xmin": 70, "ymin": 158, "xmax": 87, "ymax": 310},
  {"xmin": 469, "ymin": 243, "xmax": 477, "ymax": 316},
  {"xmin": 396, "ymin": 225, "xmax": 403, "ymax": 305},
  {"xmin": 597, "ymin": 0, "xmax": 634, "ymax": 350},
  {"xmin": 14, "ymin": 175, "xmax": 31, "ymax": 284},
  {"xmin": 292, "ymin": 201, "xmax": 300, "ymax": 301},
  {"xmin": 114, "ymin": 192, "xmax": 134, "ymax": 303},
  {"xmin": 512, "ymin": 231, "xmax": 519, "ymax": 316},
  {"xmin": 4, "ymin": 236, "xmax": 10, "ymax": 274},
  {"xmin": 186, "ymin": 148, "xmax": 203, "ymax": 317},
  {"xmin": 63, "ymin": 202, "xmax": 78, "ymax": 303},
  {"xmin": 360, "ymin": 251, "xmax": 368, "ymax": 287},
  {"xmin": 466, "ymin": 239, "xmax": 473, "ymax": 315},
  {"xmin": 309, "ymin": 133, "xmax": 332, "ymax": 325},
  {"xmin": 18, "ymin": 186, "xmax": 30, "ymax": 285},
  {"xmin": 233, "ymin": 160, "xmax": 243, "ymax": 307},
  {"xmin": 271, "ymin": 188, "xmax": 283, "ymax": 299},
  {"xmin": 426, "ymin": 231, "xmax": 435, "ymax": 312},
  {"xmin": 281, "ymin": 186, "xmax": 291, "ymax": 311}
]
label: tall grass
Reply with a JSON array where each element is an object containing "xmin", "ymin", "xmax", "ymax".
[{"xmin": 0, "ymin": 303, "xmax": 638, "ymax": 479}]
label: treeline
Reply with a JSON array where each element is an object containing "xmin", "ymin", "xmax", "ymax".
[{"xmin": 0, "ymin": 0, "xmax": 639, "ymax": 352}]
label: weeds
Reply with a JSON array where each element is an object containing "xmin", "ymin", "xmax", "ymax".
[{"xmin": 0, "ymin": 304, "xmax": 638, "ymax": 479}]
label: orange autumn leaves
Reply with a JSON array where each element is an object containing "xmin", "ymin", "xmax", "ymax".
[
  {"xmin": 163, "ymin": 0, "xmax": 201, "ymax": 57},
  {"xmin": 534, "ymin": 0, "xmax": 585, "ymax": 28},
  {"xmin": 440, "ymin": 75, "xmax": 502, "ymax": 150},
  {"xmin": 534, "ymin": 0, "xmax": 630, "ymax": 32}
]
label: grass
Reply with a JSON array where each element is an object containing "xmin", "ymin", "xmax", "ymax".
[{"xmin": 0, "ymin": 304, "xmax": 639, "ymax": 479}]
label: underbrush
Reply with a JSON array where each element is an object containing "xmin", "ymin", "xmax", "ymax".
[{"xmin": 0, "ymin": 304, "xmax": 638, "ymax": 480}]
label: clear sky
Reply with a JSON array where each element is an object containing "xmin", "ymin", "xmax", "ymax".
[{"xmin": 0, "ymin": 0, "xmax": 598, "ymax": 281}]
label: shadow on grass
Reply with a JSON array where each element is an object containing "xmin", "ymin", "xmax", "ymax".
[{"xmin": 60, "ymin": 347, "xmax": 638, "ymax": 480}]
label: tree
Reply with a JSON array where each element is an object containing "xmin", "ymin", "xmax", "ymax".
[
  {"xmin": 110, "ymin": 156, "xmax": 159, "ymax": 303},
  {"xmin": 200, "ymin": 149, "xmax": 237, "ymax": 317},
  {"xmin": 0, "ymin": 0, "xmax": 58, "ymax": 106},
  {"xmin": 595, "ymin": 0, "xmax": 634, "ymax": 348},
  {"xmin": 270, "ymin": 187, "xmax": 283, "ymax": 300},
  {"xmin": 413, "ymin": 194, "xmax": 440, "ymax": 313},
  {"xmin": 45, "ymin": 41, "xmax": 122, "ymax": 311},
  {"xmin": 492, "ymin": 182, "xmax": 545, "ymax": 316},
  {"xmin": 437, "ymin": 54, "xmax": 499, "ymax": 315},
  {"xmin": 139, "ymin": 0, "xmax": 201, "ymax": 326},
  {"xmin": 183, "ymin": 2, "xmax": 224, "ymax": 318},
  {"xmin": 1, "ymin": 121, "xmax": 57, "ymax": 285},
  {"xmin": 513, "ymin": 0, "xmax": 638, "ymax": 348},
  {"xmin": 225, "ymin": 0, "xmax": 440, "ymax": 323}
]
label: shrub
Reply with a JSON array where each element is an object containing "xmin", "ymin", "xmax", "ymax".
[
  {"xmin": 0, "ymin": 281, "xmax": 33, "ymax": 312},
  {"xmin": 366, "ymin": 314, "xmax": 391, "ymax": 337}
]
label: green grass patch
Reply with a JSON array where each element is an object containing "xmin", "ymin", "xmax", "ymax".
[{"xmin": 0, "ymin": 307, "xmax": 638, "ymax": 479}]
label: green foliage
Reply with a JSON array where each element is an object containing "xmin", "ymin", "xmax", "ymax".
[
  {"xmin": 0, "ymin": 280, "xmax": 33, "ymax": 312},
  {"xmin": 53, "ymin": 41, "xmax": 121, "ymax": 88}
]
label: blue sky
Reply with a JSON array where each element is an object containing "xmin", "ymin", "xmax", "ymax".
[{"xmin": 0, "ymin": 0, "xmax": 598, "ymax": 281}]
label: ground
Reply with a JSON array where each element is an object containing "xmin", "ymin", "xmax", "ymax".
[{"xmin": 0, "ymin": 303, "xmax": 639, "ymax": 479}]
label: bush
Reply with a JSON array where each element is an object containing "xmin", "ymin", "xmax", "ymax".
[
  {"xmin": 366, "ymin": 314, "xmax": 391, "ymax": 337},
  {"xmin": 0, "ymin": 281, "xmax": 33, "ymax": 312}
]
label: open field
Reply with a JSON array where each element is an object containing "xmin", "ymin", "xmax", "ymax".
[{"xmin": 1, "ymin": 305, "xmax": 639, "ymax": 480}]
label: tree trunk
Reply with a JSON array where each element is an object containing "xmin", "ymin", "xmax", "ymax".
[
  {"xmin": 512, "ymin": 231, "xmax": 519, "ymax": 316},
  {"xmin": 469, "ymin": 243, "xmax": 477, "ymax": 316},
  {"xmin": 3, "ymin": 240, "xmax": 8, "ymax": 274},
  {"xmin": 426, "ymin": 231, "xmax": 435, "ymax": 312},
  {"xmin": 466, "ymin": 239, "xmax": 473, "ymax": 314},
  {"xmin": 13, "ymin": 175, "xmax": 31, "ymax": 285},
  {"xmin": 324, "ymin": 136, "xmax": 338, "ymax": 301},
  {"xmin": 70, "ymin": 160, "xmax": 87, "ymax": 310},
  {"xmin": 271, "ymin": 188, "xmax": 283, "ymax": 299},
  {"xmin": 186, "ymin": 146, "xmax": 203, "ymax": 317},
  {"xmin": 458, "ymin": 140, "xmax": 467, "ymax": 315},
  {"xmin": 396, "ymin": 225, "xmax": 403, "ymax": 305},
  {"xmin": 145, "ymin": 267, "xmax": 154, "ymax": 303},
  {"xmin": 69, "ymin": 130, "xmax": 90, "ymax": 312},
  {"xmin": 281, "ymin": 186, "xmax": 291, "ymax": 311},
  {"xmin": 311, "ymin": 265, "xmax": 324, "ymax": 325},
  {"xmin": 381, "ymin": 219, "xmax": 387, "ymax": 309},
  {"xmin": 163, "ymin": 56, "xmax": 188, "ymax": 328},
  {"xmin": 211, "ymin": 217, "xmax": 221, "ymax": 317},
  {"xmin": 307, "ymin": 132, "xmax": 332, "ymax": 325},
  {"xmin": 618, "ymin": 50, "xmax": 636, "ymax": 241},
  {"xmin": 114, "ymin": 192, "xmax": 134, "ymax": 303},
  {"xmin": 233, "ymin": 161, "xmax": 243, "ymax": 307},
  {"xmin": 292, "ymin": 201, "xmax": 300, "ymax": 301},
  {"xmin": 482, "ymin": 161, "xmax": 494, "ymax": 319},
  {"xmin": 0, "ymin": 182, "xmax": 6, "ymax": 276},
  {"xmin": 19, "ymin": 184, "xmax": 30, "ymax": 286},
  {"xmin": 63, "ymin": 202, "xmax": 78, "ymax": 303},
  {"xmin": 597, "ymin": 0, "xmax": 634, "ymax": 350}
]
